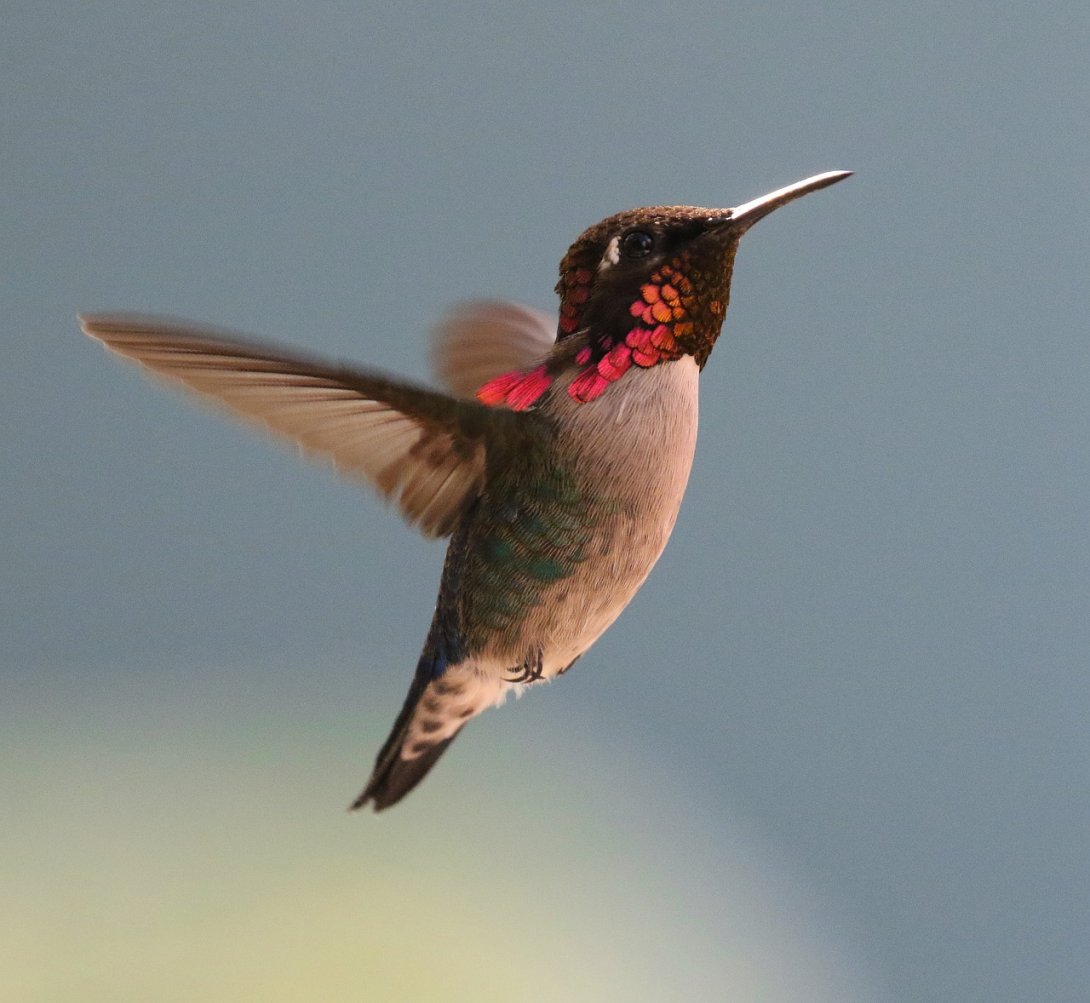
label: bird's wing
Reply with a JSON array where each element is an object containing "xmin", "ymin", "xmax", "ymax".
[
  {"xmin": 81, "ymin": 313, "xmax": 494, "ymax": 538},
  {"xmin": 430, "ymin": 300, "xmax": 556, "ymax": 399}
]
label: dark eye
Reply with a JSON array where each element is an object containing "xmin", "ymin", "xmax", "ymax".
[{"xmin": 620, "ymin": 230, "xmax": 655, "ymax": 258}]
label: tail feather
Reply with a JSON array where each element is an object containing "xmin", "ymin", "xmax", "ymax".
[
  {"xmin": 350, "ymin": 667, "xmax": 457, "ymax": 812},
  {"xmin": 350, "ymin": 660, "xmax": 508, "ymax": 812},
  {"xmin": 351, "ymin": 730, "xmax": 459, "ymax": 812}
]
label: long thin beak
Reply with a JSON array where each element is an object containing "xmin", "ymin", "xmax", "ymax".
[{"xmin": 727, "ymin": 170, "xmax": 853, "ymax": 232}]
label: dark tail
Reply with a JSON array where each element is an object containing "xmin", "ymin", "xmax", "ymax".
[
  {"xmin": 350, "ymin": 671, "xmax": 464, "ymax": 812},
  {"xmin": 350, "ymin": 733, "xmax": 458, "ymax": 812}
]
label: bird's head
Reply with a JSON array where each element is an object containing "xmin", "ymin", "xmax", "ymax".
[{"xmin": 555, "ymin": 171, "xmax": 852, "ymax": 371}]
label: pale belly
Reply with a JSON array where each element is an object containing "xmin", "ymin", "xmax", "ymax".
[
  {"xmin": 399, "ymin": 358, "xmax": 701, "ymax": 755},
  {"xmin": 485, "ymin": 356, "xmax": 700, "ymax": 676}
]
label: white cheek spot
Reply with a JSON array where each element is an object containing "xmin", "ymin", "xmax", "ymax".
[{"xmin": 598, "ymin": 235, "xmax": 620, "ymax": 272}]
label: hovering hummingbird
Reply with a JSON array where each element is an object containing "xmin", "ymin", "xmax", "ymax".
[{"xmin": 81, "ymin": 170, "xmax": 851, "ymax": 811}]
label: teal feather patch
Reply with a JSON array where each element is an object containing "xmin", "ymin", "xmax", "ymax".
[{"xmin": 459, "ymin": 419, "xmax": 593, "ymax": 645}]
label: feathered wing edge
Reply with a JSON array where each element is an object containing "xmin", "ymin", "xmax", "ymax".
[{"xmin": 80, "ymin": 313, "xmax": 497, "ymax": 537}]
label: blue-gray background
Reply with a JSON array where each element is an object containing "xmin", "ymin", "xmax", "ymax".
[{"xmin": 4, "ymin": 4, "xmax": 1087, "ymax": 1001}]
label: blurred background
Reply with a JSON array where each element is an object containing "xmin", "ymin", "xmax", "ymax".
[{"xmin": 4, "ymin": 4, "xmax": 1088, "ymax": 1000}]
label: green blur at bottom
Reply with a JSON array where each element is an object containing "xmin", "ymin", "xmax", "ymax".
[{"xmin": 2, "ymin": 659, "xmax": 885, "ymax": 1002}]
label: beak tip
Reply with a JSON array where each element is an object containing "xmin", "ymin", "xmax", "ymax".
[{"xmin": 729, "ymin": 169, "xmax": 854, "ymax": 228}]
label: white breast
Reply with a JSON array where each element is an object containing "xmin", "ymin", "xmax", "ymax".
[
  {"xmin": 508, "ymin": 357, "xmax": 701, "ymax": 674},
  {"xmin": 558, "ymin": 355, "xmax": 700, "ymax": 533}
]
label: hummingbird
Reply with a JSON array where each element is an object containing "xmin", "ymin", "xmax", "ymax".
[{"xmin": 81, "ymin": 170, "xmax": 851, "ymax": 812}]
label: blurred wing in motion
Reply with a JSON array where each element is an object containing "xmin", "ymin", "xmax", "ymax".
[
  {"xmin": 430, "ymin": 300, "xmax": 556, "ymax": 399},
  {"xmin": 81, "ymin": 313, "xmax": 496, "ymax": 538}
]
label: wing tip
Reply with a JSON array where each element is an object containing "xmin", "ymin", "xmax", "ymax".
[
  {"xmin": 78, "ymin": 311, "xmax": 274, "ymax": 350},
  {"xmin": 78, "ymin": 311, "xmax": 108, "ymax": 344}
]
